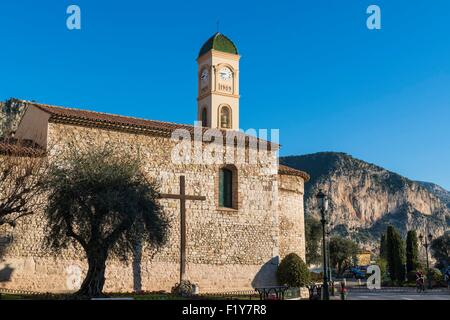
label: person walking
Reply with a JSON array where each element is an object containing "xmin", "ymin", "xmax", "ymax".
[{"xmin": 416, "ymin": 271, "xmax": 425, "ymax": 293}]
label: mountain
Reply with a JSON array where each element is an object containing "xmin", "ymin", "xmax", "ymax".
[
  {"xmin": 280, "ymin": 152, "xmax": 449, "ymax": 251},
  {"xmin": 0, "ymin": 98, "xmax": 27, "ymax": 137},
  {"xmin": 416, "ymin": 181, "xmax": 450, "ymax": 209}
]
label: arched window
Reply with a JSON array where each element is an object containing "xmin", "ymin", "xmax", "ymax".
[
  {"xmin": 220, "ymin": 106, "xmax": 231, "ymax": 129},
  {"xmin": 201, "ymin": 107, "xmax": 208, "ymax": 127},
  {"xmin": 219, "ymin": 168, "xmax": 233, "ymax": 208}
]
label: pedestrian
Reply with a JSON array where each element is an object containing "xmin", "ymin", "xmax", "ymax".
[{"xmin": 415, "ymin": 270, "xmax": 425, "ymax": 293}]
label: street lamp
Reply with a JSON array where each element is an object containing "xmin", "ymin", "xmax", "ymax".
[
  {"xmin": 326, "ymin": 226, "xmax": 332, "ymax": 281},
  {"xmin": 419, "ymin": 231, "xmax": 433, "ymax": 289},
  {"xmin": 316, "ymin": 189, "xmax": 330, "ymax": 300},
  {"xmin": 326, "ymin": 223, "xmax": 334, "ymax": 296}
]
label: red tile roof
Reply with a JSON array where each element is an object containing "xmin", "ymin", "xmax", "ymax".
[
  {"xmin": 278, "ymin": 164, "xmax": 310, "ymax": 181},
  {"xmin": 32, "ymin": 102, "xmax": 191, "ymax": 135},
  {"xmin": 9, "ymin": 101, "xmax": 311, "ymax": 180},
  {"xmin": 26, "ymin": 101, "xmax": 278, "ymax": 150}
]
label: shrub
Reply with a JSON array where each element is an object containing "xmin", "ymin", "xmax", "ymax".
[
  {"xmin": 406, "ymin": 270, "xmax": 418, "ymax": 283},
  {"xmin": 171, "ymin": 280, "xmax": 195, "ymax": 296},
  {"xmin": 427, "ymin": 268, "xmax": 444, "ymax": 287},
  {"xmin": 277, "ymin": 253, "xmax": 310, "ymax": 287},
  {"xmin": 309, "ymin": 271, "xmax": 323, "ymax": 283}
]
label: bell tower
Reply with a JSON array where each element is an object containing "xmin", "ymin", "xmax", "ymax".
[{"xmin": 197, "ymin": 33, "xmax": 240, "ymax": 130}]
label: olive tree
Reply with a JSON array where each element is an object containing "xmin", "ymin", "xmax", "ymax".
[
  {"xmin": 431, "ymin": 233, "xmax": 449, "ymax": 270},
  {"xmin": 0, "ymin": 140, "xmax": 47, "ymax": 226},
  {"xmin": 305, "ymin": 216, "xmax": 322, "ymax": 266},
  {"xmin": 43, "ymin": 143, "xmax": 169, "ymax": 297},
  {"xmin": 329, "ymin": 236, "xmax": 359, "ymax": 275}
]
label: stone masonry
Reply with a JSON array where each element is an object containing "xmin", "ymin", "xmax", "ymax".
[{"xmin": 0, "ymin": 102, "xmax": 308, "ymax": 294}]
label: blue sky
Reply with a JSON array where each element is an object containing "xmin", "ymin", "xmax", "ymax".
[{"xmin": 1, "ymin": 0, "xmax": 449, "ymax": 189}]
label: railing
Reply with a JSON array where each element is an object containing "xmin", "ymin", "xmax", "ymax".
[{"xmin": 197, "ymin": 290, "xmax": 259, "ymax": 300}]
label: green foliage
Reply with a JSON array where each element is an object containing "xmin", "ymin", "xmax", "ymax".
[
  {"xmin": 309, "ymin": 271, "xmax": 323, "ymax": 283},
  {"xmin": 376, "ymin": 257, "xmax": 388, "ymax": 279},
  {"xmin": 427, "ymin": 268, "xmax": 444, "ymax": 287},
  {"xmin": 406, "ymin": 270, "xmax": 418, "ymax": 283},
  {"xmin": 380, "ymin": 233, "xmax": 387, "ymax": 259},
  {"xmin": 304, "ymin": 216, "xmax": 322, "ymax": 266},
  {"xmin": 386, "ymin": 225, "xmax": 406, "ymax": 285},
  {"xmin": 406, "ymin": 230, "xmax": 420, "ymax": 272},
  {"xmin": 377, "ymin": 258, "xmax": 393, "ymax": 286},
  {"xmin": 430, "ymin": 233, "xmax": 450, "ymax": 269},
  {"xmin": 42, "ymin": 143, "xmax": 169, "ymax": 296},
  {"xmin": 277, "ymin": 253, "xmax": 310, "ymax": 287},
  {"xmin": 329, "ymin": 236, "xmax": 359, "ymax": 275}
]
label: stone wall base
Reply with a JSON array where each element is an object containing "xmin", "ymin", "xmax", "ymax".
[{"xmin": 0, "ymin": 256, "xmax": 278, "ymax": 294}]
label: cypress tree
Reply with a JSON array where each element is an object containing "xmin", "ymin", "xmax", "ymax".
[
  {"xmin": 406, "ymin": 230, "xmax": 420, "ymax": 273},
  {"xmin": 386, "ymin": 225, "xmax": 406, "ymax": 285},
  {"xmin": 380, "ymin": 233, "xmax": 387, "ymax": 259}
]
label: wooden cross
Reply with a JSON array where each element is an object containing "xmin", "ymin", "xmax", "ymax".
[{"xmin": 160, "ymin": 176, "xmax": 206, "ymax": 283}]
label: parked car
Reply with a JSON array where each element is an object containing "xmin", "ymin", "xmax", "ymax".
[{"xmin": 350, "ymin": 266, "xmax": 367, "ymax": 279}]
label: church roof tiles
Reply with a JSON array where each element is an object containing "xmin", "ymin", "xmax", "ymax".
[
  {"xmin": 12, "ymin": 101, "xmax": 308, "ymax": 180},
  {"xmin": 27, "ymin": 101, "xmax": 278, "ymax": 150},
  {"xmin": 32, "ymin": 102, "xmax": 193, "ymax": 136},
  {"xmin": 278, "ymin": 164, "xmax": 310, "ymax": 181}
]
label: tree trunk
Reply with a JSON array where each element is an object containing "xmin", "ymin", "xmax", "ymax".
[{"xmin": 76, "ymin": 249, "xmax": 108, "ymax": 298}]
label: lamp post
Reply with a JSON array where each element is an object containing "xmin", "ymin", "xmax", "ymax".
[
  {"xmin": 326, "ymin": 224, "xmax": 334, "ymax": 295},
  {"xmin": 419, "ymin": 231, "xmax": 433, "ymax": 289},
  {"xmin": 316, "ymin": 189, "xmax": 330, "ymax": 300},
  {"xmin": 326, "ymin": 227, "xmax": 332, "ymax": 281}
]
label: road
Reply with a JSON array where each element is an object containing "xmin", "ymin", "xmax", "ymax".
[
  {"xmin": 346, "ymin": 293, "xmax": 450, "ymax": 300},
  {"xmin": 338, "ymin": 287, "xmax": 450, "ymax": 300}
]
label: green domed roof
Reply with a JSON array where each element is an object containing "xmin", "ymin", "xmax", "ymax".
[{"xmin": 198, "ymin": 33, "xmax": 238, "ymax": 57}]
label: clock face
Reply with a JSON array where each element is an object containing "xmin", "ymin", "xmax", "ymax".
[
  {"xmin": 219, "ymin": 67, "xmax": 233, "ymax": 81},
  {"xmin": 201, "ymin": 69, "xmax": 209, "ymax": 82}
]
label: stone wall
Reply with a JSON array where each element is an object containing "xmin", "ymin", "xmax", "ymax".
[
  {"xmin": 278, "ymin": 174, "xmax": 306, "ymax": 262},
  {"xmin": 0, "ymin": 121, "xmax": 310, "ymax": 294}
]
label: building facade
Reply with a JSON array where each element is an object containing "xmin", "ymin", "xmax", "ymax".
[{"xmin": 0, "ymin": 34, "xmax": 308, "ymax": 294}]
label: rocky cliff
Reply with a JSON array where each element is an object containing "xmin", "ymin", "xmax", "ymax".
[
  {"xmin": 0, "ymin": 98, "xmax": 27, "ymax": 137},
  {"xmin": 280, "ymin": 152, "xmax": 449, "ymax": 250}
]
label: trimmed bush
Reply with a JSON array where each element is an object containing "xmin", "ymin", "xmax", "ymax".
[{"xmin": 277, "ymin": 253, "xmax": 310, "ymax": 287}]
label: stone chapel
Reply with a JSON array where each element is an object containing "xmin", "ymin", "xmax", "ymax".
[{"xmin": 0, "ymin": 33, "xmax": 309, "ymax": 293}]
